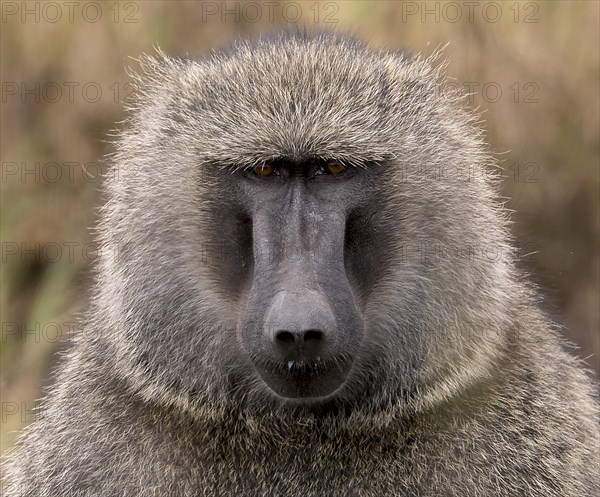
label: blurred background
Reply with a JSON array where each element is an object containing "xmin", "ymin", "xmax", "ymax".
[{"xmin": 1, "ymin": 0, "xmax": 598, "ymax": 454}]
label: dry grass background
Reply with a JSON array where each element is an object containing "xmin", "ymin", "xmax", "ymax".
[{"xmin": 1, "ymin": 0, "xmax": 598, "ymax": 454}]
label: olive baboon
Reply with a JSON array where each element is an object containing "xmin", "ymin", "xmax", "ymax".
[{"xmin": 4, "ymin": 33, "xmax": 599, "ymax": 497}]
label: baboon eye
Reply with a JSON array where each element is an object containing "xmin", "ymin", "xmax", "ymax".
[
  {"xmin": 250, "ymin": 163, "xmax": 279, "ymax": 177},
  {"xmin": 325, "ymin": 161, "xmax": 348, "ymax": 175},
  {"xmin": 314, "ymin": 160, "xmax": 349, "ymax": 176}
]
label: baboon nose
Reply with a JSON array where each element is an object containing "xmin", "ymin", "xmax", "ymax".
[
  {"xmin": 254, "ymin": 289, "xmax": 353, "ymax": 398},
  {"xmin": 265, "ymin": 290, "xmax": 335, "ymax": 362},
  {"xmin": 274, "ymin": 328, "xmax": 325, "ymax": 361}
]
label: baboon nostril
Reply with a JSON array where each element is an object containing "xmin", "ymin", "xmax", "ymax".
[
  {"xmin": 275, "ymin": 329, "xmax": 324, "ymax": 345},
  {"xmin": 304, "ymin": 329, "xmax": 324, "ymax": 342},
  {"xmin": 275, "ymin": 331, "xmax": 296, "ymax": 344}
]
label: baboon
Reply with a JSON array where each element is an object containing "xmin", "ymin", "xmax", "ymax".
[{"xmin": 3, "ymin": 33, "xmax": 599, "ymax": 497}]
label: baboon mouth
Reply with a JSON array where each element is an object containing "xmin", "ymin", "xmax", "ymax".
[{"xmin": 253, "ymin": 357, "xmax": 353, "ymax": 399}]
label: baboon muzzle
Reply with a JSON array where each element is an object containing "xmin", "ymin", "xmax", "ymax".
[{"xmin": 238, "ymin": 183, "xmax": 363, "ymax": 399}]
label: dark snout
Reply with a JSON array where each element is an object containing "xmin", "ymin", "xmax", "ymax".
[{"xmin": 239, "ymin": 183, "xmax": 363, "ymax": 400}]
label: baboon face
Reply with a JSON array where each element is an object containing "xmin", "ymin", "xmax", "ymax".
[
  {"xmin": 193, "ymin": 148, "xmax": 419, "ymax": 413},
  {"xmin": 109, "ymin": 36, "xmax": 505, "ymax": 415},
  {"xmin": 210, "ymin": 158, "xmax": 387, "ymax": 401}
]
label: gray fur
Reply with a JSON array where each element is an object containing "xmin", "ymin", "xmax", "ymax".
[{"xmin": 3, "ymin": 33, "xmax": 599, "ymax": 497}]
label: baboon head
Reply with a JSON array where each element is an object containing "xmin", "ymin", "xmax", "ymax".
[{"xmin": 99, "ymin": 34, "xmax": 514, "ymax": 418}]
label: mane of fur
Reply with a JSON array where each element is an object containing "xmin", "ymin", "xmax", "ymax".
[{"xmin": 3, "ymin": 32, "xmax": 598, "ymax": 497}]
